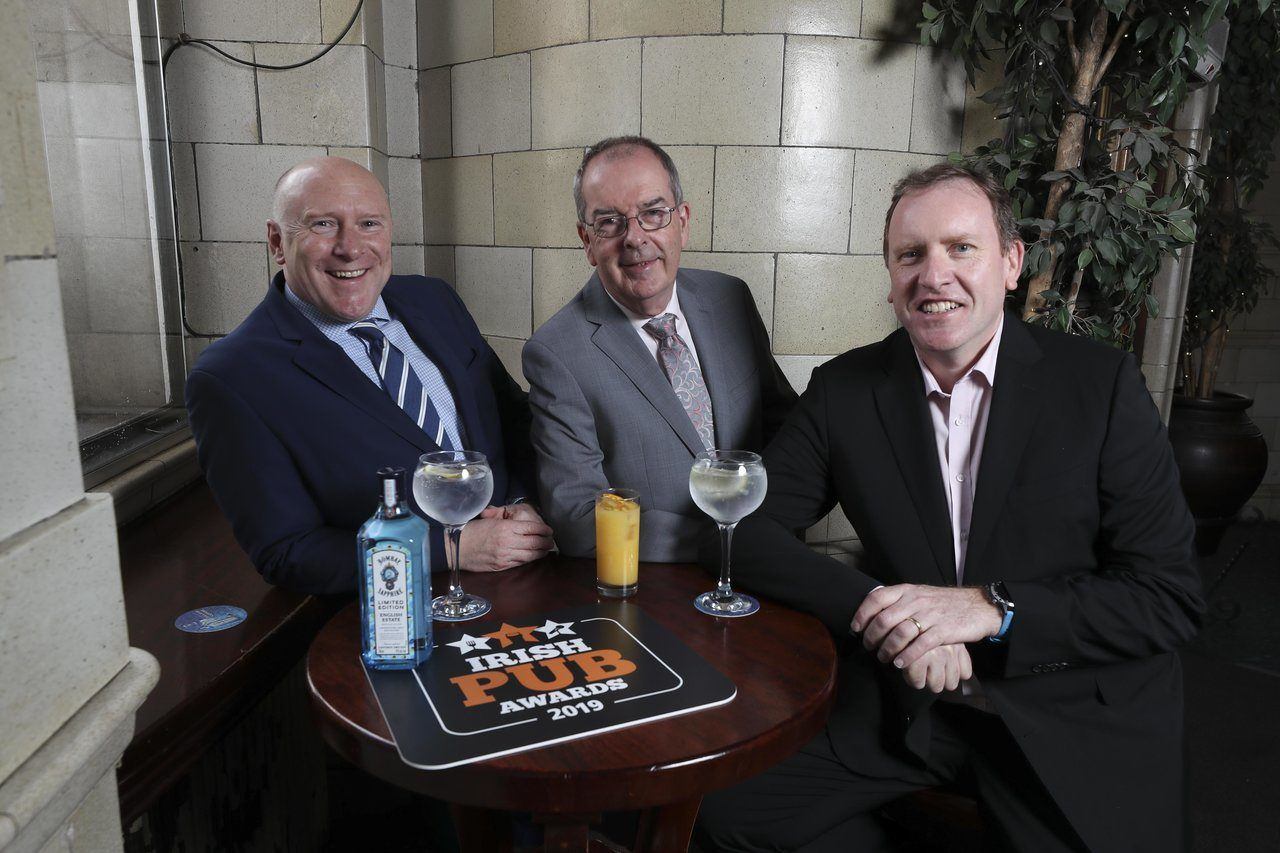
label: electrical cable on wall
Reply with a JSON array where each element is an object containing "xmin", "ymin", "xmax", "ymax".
[{"xmin": 161, "ymin": 0, "xmax": 366, "ymax": 337}]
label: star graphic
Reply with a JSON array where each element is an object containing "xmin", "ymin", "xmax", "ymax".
[
  {"xmin": 482, "ymin": 622, "xmax": 543, "ymax": 648},
  {"xmin": 536, "ymin": 620, "xmax": 575, "ymax": 639},
  {"xmin": 446, "ymin": 633, "xmax": 492, "ymax": 654}
]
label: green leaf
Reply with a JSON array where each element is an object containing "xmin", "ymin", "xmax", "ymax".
[
  {"xmin": 1133, "ymin": 16, "xmax": 1159, "ymax": 44},
  {"xmin": 1039, "ymin": 20, "xmax": 1058, "ymax": 42},
  {"xmin": 1170, "ymin": 25, "xmax": 1187, "ymax": 57},
  {"xmin": 1259, "ymin": 0, "xmax": 1272, "ymax": 14},
  {"xmin": 922, "ymin": 2, "xmax": 940, "ymax": 21},
  {"xmin": 1096, "ymin": 237, "xmax": 1122, "ymax": 263},
  {"xmin": 1077, "ymin": 248, "xmax": 1095, "ymax": 269},
  {"xmin": 1145, "ymin": 293, "xmax": 1160, "ymax": 318},
  {"xmin": 1134, "ymin": 137, "xmax": 1152, "ymax": 170}
]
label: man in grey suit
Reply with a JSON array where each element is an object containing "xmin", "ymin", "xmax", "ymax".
[{"xmin": 523, "ymin": 136, "xmax": 796, "ymax": 561}]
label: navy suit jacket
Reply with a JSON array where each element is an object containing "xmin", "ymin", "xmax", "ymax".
[
  {"xmin": 722, "ymin": 316, "xmax": 1204, "ymax": 851},
  {"xmin": 187, "ymin": 273, "xmax": 533, "ymax": 594}
]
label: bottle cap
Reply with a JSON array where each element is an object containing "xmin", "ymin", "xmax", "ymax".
[{"xmin": 377, "ymin": 467, "xmax": 407, "ymax": 502}]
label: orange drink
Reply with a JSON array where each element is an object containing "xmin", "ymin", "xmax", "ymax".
[{"xmin": 595, "ymin": 488, "xmax": 639, "ymax": 597}]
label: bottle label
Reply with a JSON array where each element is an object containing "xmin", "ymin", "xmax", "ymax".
[{"xmin": 367, "ymin": 544, "xmax": 413, "ymax": 657}]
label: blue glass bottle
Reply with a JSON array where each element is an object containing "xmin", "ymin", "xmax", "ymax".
[{"xmin": 358, "ymin": 467, "xmax": 432, "ymax": 670}]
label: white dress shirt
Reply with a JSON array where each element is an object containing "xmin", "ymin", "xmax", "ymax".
[{"xmin": 602, "ymin": 281, "xmax": 704, "ymax": 370}]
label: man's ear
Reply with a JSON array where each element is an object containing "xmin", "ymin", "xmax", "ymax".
[
  {"xmin": 267, "ymin": 221, "xmax": 285, "ymax": 266},
  {"xmin": 1004, "ymin": 239, "xmax": 1025, "ymax": 291}
]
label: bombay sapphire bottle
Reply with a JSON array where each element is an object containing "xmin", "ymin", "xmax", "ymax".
[{"xmin": 358, "ymin": 467, "xmax": 432, "ymax": 670}]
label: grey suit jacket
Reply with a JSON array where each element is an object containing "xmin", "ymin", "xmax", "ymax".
[{"xmin": 522, "ymin": 268, "xmax": 796, "ymax": 562}]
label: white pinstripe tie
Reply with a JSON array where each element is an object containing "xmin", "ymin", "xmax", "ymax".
[{"xmin": 350, "ymin": 321, "xmax": 453, "ymax": 450}]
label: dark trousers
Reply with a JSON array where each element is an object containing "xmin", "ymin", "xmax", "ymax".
[{"xmin": 696, "ymin": 702, "xmax": 1087, "ymax": 852}]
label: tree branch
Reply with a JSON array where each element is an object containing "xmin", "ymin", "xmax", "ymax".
[
  {"xmin": 1092, "ymin": 1, "xmax": 1138, "ymax": 91},
  {"xmin": 1065, "ymin": 0, "xmax": 1081, "ymax": 69}
]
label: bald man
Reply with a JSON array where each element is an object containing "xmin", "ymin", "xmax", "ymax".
[{"xmin": 187, "ymin": 157, "xmax": 552, "ymax": 594}]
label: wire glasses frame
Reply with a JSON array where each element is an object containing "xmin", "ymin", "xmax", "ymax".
[{"xmin": 583, "ymin": 206, "xmax": 677, "ymax": 239}]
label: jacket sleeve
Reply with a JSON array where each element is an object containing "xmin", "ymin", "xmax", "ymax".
[
  {"xmin": 715, "ymin": 365, "xmax": 882, "ymax": 635},
  {"xmin": 997, "ymin": 353, "xmax": 1204, "ymax": 676},
  {"xmin": 187, "ymin": 367, "xmax": 358, "ymax": 595}
]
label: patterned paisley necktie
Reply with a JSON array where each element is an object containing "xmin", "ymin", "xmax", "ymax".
[{"xmin": 643, "ymin": 313, "xmax": 715, "ymax": 451}]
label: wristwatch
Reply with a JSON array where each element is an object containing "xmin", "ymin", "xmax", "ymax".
[{"xmin": 983, "ymin": 581, "xmax": 1015, "ymax": 643}]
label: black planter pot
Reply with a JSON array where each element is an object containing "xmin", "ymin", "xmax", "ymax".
[{"xmin": 1168, "ymin": 392, "xmax": 1269, "ymax": 556}]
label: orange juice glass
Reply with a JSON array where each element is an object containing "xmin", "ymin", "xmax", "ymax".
[{"xmin": 595, "ymin": 488, "xmax": 639, "ymax": 597}]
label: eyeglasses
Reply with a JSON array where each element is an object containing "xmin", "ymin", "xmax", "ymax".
[{"xmin": 583, "ymin": 206, "xmax": 677, "ymax": 239}]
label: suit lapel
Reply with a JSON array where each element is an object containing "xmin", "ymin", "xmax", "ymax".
[
  {"xmin": 964, "ymin": 316, "xmax": 1044, "ymax": 583},
  {"xmin": 266, "ymin": 275, "xmax": 440, "ymax": 454},
  {"xmin": 582, "ymin": 275, "xmax": 706, "ymax": 456},
  {"xmin": 678, "ymin": 275, "xmax": 730, "ymax": 447},
  {"xmin": 871, "ymin": 331, "xmax": 956, "ymax": 585}
]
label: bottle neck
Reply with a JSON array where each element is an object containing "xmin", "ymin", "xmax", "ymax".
[{"xmin": 380, "ymin": 479, "xmax": 410, "ymax": 518}]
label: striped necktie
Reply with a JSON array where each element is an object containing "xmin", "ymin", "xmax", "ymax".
[{"xmin": 349, "ymin": 321, "xmax": 453, "ymax": 450}]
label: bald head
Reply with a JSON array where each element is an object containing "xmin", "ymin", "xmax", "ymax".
[
  {"xmin": 267, "ymin": 156, "xmax": 395, "ymax": 322},
  {"xmin": 272, "ymin": 156, "xmax": 389, "ymax": 224}
]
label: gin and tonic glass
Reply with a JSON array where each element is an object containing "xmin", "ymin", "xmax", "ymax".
[
  {"xmin": 413, "ymin": 450, "xmax": 494, "ymax": 621},
  {"xmin": 689, "ymin": 450, "xmax": 767, "ymax": 617}
]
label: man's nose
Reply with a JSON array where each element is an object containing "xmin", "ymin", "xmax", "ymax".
[
  {"xmin": 917, "ymin": 251, "xmax": 950, "ymax": 288},
  {"xmin": 332, "ymin": 226, "xmax": 362, "ymax": 257},
  {"xmin": 621, "ymin": 215, "xmax": 649, "ymax": 246}
]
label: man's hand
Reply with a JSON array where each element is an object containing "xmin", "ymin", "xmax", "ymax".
[
  {"xmin": 455, "ymin": 505, "xmax": 555, "ymax": 572},
  {"xmin": 851, "ymin": 584, "xmax": 1002, "ymax": 669},
  {"xmin": 901, "ymin": 642, "xmax": 974, "ymax": 693}
]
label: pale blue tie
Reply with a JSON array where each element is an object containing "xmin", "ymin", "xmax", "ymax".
[{"xmin": 350, "ymin": 321, "xmax": 453, "ymax": 450}]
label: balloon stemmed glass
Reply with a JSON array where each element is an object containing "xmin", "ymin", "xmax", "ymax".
[
  {"xmin": 689, "ymin": 450, "xmax": 767, "ymax": 617},
  {"xmin": 413, "ymin": 450, "xmax": 494, "ymax": 622}
]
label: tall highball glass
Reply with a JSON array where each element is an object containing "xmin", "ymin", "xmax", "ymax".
[
  {"xmin": 689, "ymin": 450, "xmax": 767, "ymax": 617},
  {"xmin": 413, "ymin": 450, "xmax": 494, "ymax": 622}
]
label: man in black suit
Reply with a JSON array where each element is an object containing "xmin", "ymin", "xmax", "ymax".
[{"xmin": 697, "ymin": 164, "xmax": 1203, "ymax": 852}]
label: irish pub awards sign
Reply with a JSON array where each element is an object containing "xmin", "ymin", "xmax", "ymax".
[{"xmin": 363, "ymin": 603, "xmax": 737, "ymax": 769}]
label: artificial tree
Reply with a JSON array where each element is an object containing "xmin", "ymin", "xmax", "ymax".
[
  {"xmin": 920, "ymin": 0, "xmax": 1230, "ymax": 348},
  {"xmin": 1181, "ymin": 0, "xmax": 1280, "ymax": 398}
]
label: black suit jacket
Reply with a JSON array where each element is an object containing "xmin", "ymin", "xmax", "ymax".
[
  {"xmin": 726, "ymin": 317, "xmax": 1203, "ymax": 852},
  {"xmin": 187, "ymin": 273, "xmax": 533, "ymax": 595}
]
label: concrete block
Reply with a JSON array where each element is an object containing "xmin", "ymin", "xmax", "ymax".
[
  {"xmin": 82, "ymin": 238, "xmax": 159, "ymax": 334},
  {"xmin": 419, "ymin": 67, "xmax": 453, "ymax": 158},
  {"xmin": 165, "ymin": 41, "xmax": 258, "ymax": 143},
  {"xmin": 533, "ymin": 248, "xmax": 593, "ymax": 329},
  {"xmin": 181, "ymin": 242, "xmax": 273, "ymax": 335},
  {"xmin": 455, "ymin": 246, "xmax": 533, "ymax": 338},
  {"xmin": 387, "ymin": 156, "xmax": 424, "ymax": 244},
  {"xmin": 777, "ymin": 354, "xmax": 829, "ymax": 394},
  {"xmin": 182, "ymin": 0, "xmax": 321, "ymax": 43},
  {"xmin": 323, "ymin": 0, "xmax": 383, "ymax": 56},
  {"xmin": 850, "ymin": 149, "xmax": 942, "ymax": 254},
  {"xmin": 419, "ymin": 0, "xmax": 493, "ymax": 68},
  {"xmin": 781, "ymin": 36, "xmax": 914, "ymax": 149},
  {"xmin": 774, "ymin": 253, "xmax": 896, "ymax": 354},
  {"xmin": 423, "ymin": 155, "xmax": 494, "ymax": 244},
  {"xmin": 424, "ymin": 245, "xmax": 456, "ymax": 282},
  {"xmin": 256, "ymin": 43, "xmax": 372, "ymax": 147},
  {"xmin": 385, "ymin": 65, "xmax": 420, "ymax": 156},
  {"xmin": 713, "ymin": 146, "xmax": 855, "ymax": 253},
  {"xmin": 642, "ymin": 35, "xmax": 784, "ymax": 145},
  {"xmin": 451, "ymin": 53, "xmax": 531, "ymax": 156},
  {"xmin": 911, "ymin": 45, "xmax": 965, "ymax": 155},
  {"xmin": 591, "ymin": 0, "xmax": 722, "ymax": 39},
  {"xmin": 724, "ymin": 0, "xmax": 860, "ymax": 35},
  {"xmin": 486, "ymin": 335, "xmax": 530, "ymax": 390},
  {"xmin": 495, "ymin": 0, "xmax": 590, "ymax": 54},
  {"xmin": 531, "ymin": 40, "xmax": 640, "ymax": 150},
  {"xmin": 667, "ymin": 145, "xmax": 714, "ymax": 251},
  {"xmin": 392, "ymin": 244, "xmax": 426, "ymax": 275},
  {"xmin": 680, "ymin": 251, "xmax": 776, "ymax": 337},
  {"xmin": 860, "ymin": 0, "xmax": 920, "ymax": 41},
  {"xmin": 382, "ymin": 0, "xmax": 418, "ymax": 68},
  {"xmin": 493, "ymin": 148, "xmax": 581, "ymax": 247}
]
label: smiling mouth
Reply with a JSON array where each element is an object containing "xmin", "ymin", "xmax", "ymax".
[
  {"xmin": 920, "ymin": 300, "xmax": 961, "ymax": 314},
  {"xmin": 329, "ymin": 269, "xmax": 368, "ymax": 280}
]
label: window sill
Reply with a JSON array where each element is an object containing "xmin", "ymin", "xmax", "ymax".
[{"xmin": 92, "ymin": 438, "xmax": 201, "ymax": 527}]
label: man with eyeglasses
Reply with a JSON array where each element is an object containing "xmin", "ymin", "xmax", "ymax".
[{"xmin": 522, "ymin": 136, "xmax": 796, "ymax": 561}]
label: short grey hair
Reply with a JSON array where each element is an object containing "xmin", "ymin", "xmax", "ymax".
[
  {"xmin": 573, "ymin": 136, "xmax": 683, "ymax": 224},
  {"xmin": 882, "ymin": 163, "xmax": 1020, "ymax": 257}
]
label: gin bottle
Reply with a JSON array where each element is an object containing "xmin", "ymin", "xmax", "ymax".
[{"xmin": 358, "ymin": 467, "xmax": 432, "ymax": 670}]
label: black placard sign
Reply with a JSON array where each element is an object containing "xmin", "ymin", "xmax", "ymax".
[{"xmin": 363, "ymin": 603, "xmax": 737, "ymax": 769}]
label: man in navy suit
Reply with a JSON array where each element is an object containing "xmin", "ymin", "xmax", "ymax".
[{"xmin": 187, "ymin": 156, "xmax": 553, "ymax": 594}]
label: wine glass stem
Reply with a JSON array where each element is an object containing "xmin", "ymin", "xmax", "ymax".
[
  {"xmin": 446, "ymin": 524, "xmax": 465, "ymax": 602},
  {"xmin": 716, "ymin": 521, "xmax": 737, "ymax": 601}
]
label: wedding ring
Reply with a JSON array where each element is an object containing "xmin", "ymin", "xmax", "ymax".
[{"xmin": 908, "ymin": 616, "xmax": 925, "ymax": 633}]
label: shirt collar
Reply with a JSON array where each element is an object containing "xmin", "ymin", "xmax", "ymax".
[
  {"xmin": 915, "ymin": 314, "xmax": 1004, "ymax": 397},
  {"xmin": 602, "ymin": 279, "xmax": 685, "ymax": 328},
  {"xmin": 283, "ymin": 280, "xmax": 390, "ymax": 331}
]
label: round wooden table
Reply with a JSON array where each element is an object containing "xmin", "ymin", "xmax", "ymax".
[{"xmin": 306, "ymin": 556, "xmax": 836, "ymax": 851}]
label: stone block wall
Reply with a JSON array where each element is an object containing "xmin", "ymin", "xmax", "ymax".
[{"xmin": 416, "ymin": 0, "xmax": 1000, "ymax": 550}]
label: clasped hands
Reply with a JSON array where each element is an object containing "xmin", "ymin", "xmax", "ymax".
[
  {"xmin": 850, "ymin": 584, "xmax": 1003, "ymax": 694},
  {"xmin": 455, "ymin": 503, "xmax": 555, "ymax": 572}
]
